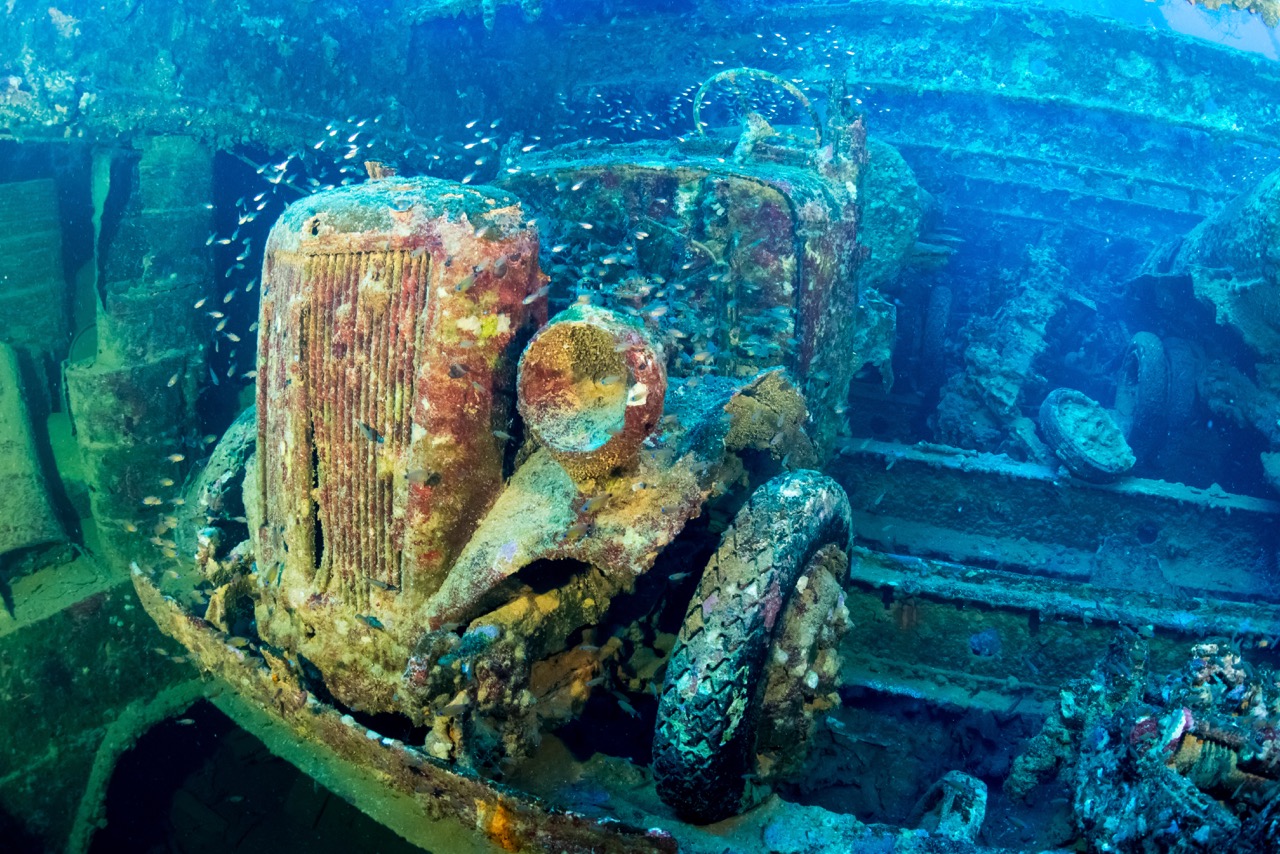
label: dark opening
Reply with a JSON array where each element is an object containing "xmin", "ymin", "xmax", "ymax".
[
  {"xmin": 513, "ymin": 557, "xmax": 592, "ymax": 595},
  {"xmin": 91, "ymin": 700, "xmax": 424, "ymax": 854},
  {"xmin": 311, "ymin": 440, "xmax": 325, "ymax": 570},
  {"xmin": 0, "ymin": 804, "xmax": 44, "ymax": 854},
  {"xmin": 553, "ymin": 688, "xmax": 658, "ymax": 767},
  {"xmin": 779, "ymin": 689, "xmax": 1058, "ymax": 849},
  {"xmin": 95, "ymin": 149, "xmax": 138, "ymax": 307}
]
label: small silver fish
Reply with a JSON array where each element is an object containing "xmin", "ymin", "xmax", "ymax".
[
  {"xmin": 356, "ymin": 420, "xmax": 384, "ymax": 443},
  {"xmin": 405, "ymin": 469, "xmax": 442, "ymax": 487},
  {"xmin": 613, "ymin": 692, "xmax": 639, "ymax": 718},
  {"xmin": 356, "ymin": 614, "xmax": 385, "ymax": 630},
  {"xmin": 523, "ymin": 284, "xmax": 550, "ymax": 305}
]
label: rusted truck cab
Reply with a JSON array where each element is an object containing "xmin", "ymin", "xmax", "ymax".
[
  {"xmin": 497, "ymin": 73, "xmax": 890, "ymax": 457},
  {"xmin": 152, "ymin": 73, "xmax": 879, "ymax": 831}
]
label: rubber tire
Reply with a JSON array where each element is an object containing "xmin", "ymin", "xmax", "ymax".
[
  {"xmin": 1038, "ymin": 388, "xmax": 1134, "ymax": 483},
  {"xmin": 652, "ymin": 470, "xmax": 852, "ymax": 824},
  {"xmin": 1114, "ymin": 331, "xmax": 1168, "ymax": 456},
  {"xmin": 919, "ymin": 285, "xmax": 952, "ymax": 391},
  {"xmin": 1162, "ymin": 336, "xmax": 1203, "ymax": 427}
]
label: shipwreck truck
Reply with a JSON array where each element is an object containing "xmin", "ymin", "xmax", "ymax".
[{"xmin": 137, "ymin": 69, "xmax": 895, "ymax": 845}]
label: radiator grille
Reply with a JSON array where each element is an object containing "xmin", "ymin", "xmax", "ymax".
[{"xmin": 300, "ymin": 249, "xmax": 429, "ymax": 598}]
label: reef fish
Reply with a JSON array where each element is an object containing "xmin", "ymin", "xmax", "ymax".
[{"xmin": 356, "ymin": 420, "xmax": 384, "ymax": 443}]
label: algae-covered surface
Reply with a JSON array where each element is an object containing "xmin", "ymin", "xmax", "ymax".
[
  {"xmin": 1045, "ymin": 389, "xmax": 1137, "ymax": 476},
  {"xmin": 5, "ymin": 1, "xmax": 1280, "ymax": 853}
]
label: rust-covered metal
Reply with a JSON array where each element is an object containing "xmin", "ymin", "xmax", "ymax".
[
  {"xmin": 517, "ymin": 304, "xmax": 666, "ymax": 482},
  {"xmin": 140, "ymin": 74, "xmax": 880, "ymax": 840},
  {"xmin": 246, "ymin": 173, "xmax": 822, "ymax": 773},
  {"xmin": 424, "ymin": 367, "xmax": 804, "ymax": 634},
  {"xmin": 253, "ymin": 176, "xmax": 547, "ymax": 712},
  {"xmin": 1143, "ymin": 167, "xmax": 1280, "ymax": 358},
  {"xmin": 130, "ymin": 568, "xmax": 678, "ymax": 854},
  {"xmin": 147, "ymin": 162, "xmax": 826, "ymax": 835},
  {"xmin": 498, "ymin": 108, "xmax": 874, "ymax": 459},
  {"xmin": 408, "ymin": 367, "xmax": 815, "ymax": 767}
]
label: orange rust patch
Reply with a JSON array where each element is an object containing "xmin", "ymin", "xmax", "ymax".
[{"xmin": 478, "ymin": 799, "xmax": 522, "ymax": 851}]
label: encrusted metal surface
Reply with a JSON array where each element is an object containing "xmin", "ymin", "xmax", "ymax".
[
  {"xmin": 832, "ymin": 438, "xmax": 1280, "ymax": 601},
  {"xmin": 252, "ymin": 176, "xmax": 547, "ymax": 713},
  {"xmin": 499, "ymin": 116, "xmax": 872, "ymax": 459},
  {"xmin": 131, "ymin": 567, "xmax": 678, "ymax": 854}
]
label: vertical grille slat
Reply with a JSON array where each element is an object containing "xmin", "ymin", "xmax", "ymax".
[
  {"xmin": 322, "ymin": 254, "xmax": 338, "ymax": 589},
  {"xmin": 352, "ymin": 252, "xmax": 368, "ymax": 603},
  {"xmin": 391, "ymin": 251, "xmax": 426, "ymax": 591},
  {"xmin": 375, "ymin": 251, "xmax": 398, "ymax": 587},
  {"xmin": 375, "ymin": 252, "xmax": 391, "ymax": 589},
  {"xmin": 305, "ymin": 256, "xmax": 325, "ymax": 589},
  {"xmin": 357, "ymin": 251, "xmax": 377, "ymax": 608},
  {"xmin": 298, "ymin": 248, "xmax": 429, "ymax": 604},
  {"xmin": 331, "ymin": 253, "xmax": 345, "ymax": 592},
  {"xmin": 319, "ymin": 253, "xmax": 338, "ymax": 589}
]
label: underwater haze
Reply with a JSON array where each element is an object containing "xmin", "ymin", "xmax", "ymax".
[{"xmin": 3, "ymin": 1, "xmax": 1280, "ymax": 852}]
